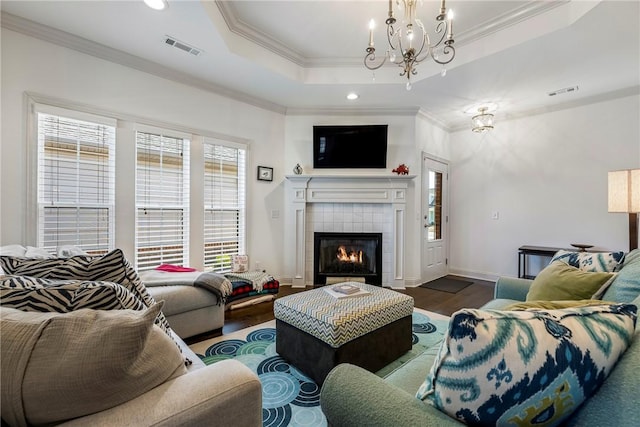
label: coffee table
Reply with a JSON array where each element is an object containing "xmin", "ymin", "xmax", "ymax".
[{"xmin": 274, "ymin": 283, "xmax": 414, "ymax": 385}]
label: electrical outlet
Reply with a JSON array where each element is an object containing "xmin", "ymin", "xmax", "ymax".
[
  {"xmin": 271, "ymin": 210, "xmax": 280, "ymax": 219},
  {"xmin": 491, "ymin": 211, "xmax": 499, "ymax": 220}
]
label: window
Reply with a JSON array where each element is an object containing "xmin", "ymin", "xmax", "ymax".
[
  {"xmin": 36, "ymin": 110, "xmax": 115, "ymax": 254},
  {"xmin": 203, "ymin": 141, "xmax": 246, "ymax": 272},
  {"xmin": 136, "ymin": 131, "xmax": 190, "ymax": 270}
]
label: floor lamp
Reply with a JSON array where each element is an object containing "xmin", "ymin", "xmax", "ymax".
[{"xmin": 608, "ymin": 169, "xmax": 640, "ymax": 251}]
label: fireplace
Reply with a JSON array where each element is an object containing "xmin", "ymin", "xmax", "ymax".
[{"xmin": 314, "ymin": 232, "xmax": 382, "ymax": 286}]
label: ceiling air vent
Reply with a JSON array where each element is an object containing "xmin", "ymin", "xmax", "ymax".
[
  {"xmin": 548, "ymin": 86, "xmax": 579, "ymax": 97},
  {"xmin": 164, "ymin": 36, "xmax": 202, "ymax": 56}
]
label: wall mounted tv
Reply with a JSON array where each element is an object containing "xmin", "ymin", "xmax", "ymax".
[{"xmin": 313, "ymin": 125, "xmax": 388, "ymax": 169}]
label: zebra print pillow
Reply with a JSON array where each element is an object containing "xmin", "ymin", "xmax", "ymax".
[
  {"xmin": 0, "ymin": 275, "xmax": 183, "ymax": 356},
  {"xmin": 0, "ymin": 275, "xmax": 146, "ymax": 313},
  {"xmin": 0, "ymin": 249, "xmax": 171, "ymax": 332}
]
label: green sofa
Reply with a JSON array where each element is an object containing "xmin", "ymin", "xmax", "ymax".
[{"xmin": 320, "ymin": 251, "xmax": 640, "ymax": 426}]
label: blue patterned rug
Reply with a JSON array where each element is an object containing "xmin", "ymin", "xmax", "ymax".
[{"xmin": 189, "ymin": 308, "xmax": 448, "ymax": 427}]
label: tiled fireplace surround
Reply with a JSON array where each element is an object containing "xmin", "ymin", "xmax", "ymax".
[{"xmin": 285, "ymin": 175, "xmax": 415, "ymax": 288}]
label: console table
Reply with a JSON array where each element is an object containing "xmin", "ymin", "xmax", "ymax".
[{"xmin": 518, "ymin": 245, "xmax": 565, "ymax": 279}]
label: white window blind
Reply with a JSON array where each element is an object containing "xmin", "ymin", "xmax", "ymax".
[
  {"xmin": 203, "ymin": 141, "xmax": 246, "ymax": 272},
  {"xmin": 136, "ymin": 131, "xmax": 190, "ymax": 270},
  {"xmin": 37, "ymin": 112, "xmax": 115, "ymax": 255}
]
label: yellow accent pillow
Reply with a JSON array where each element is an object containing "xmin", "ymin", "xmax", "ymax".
[
  {"xmin": 504, "ymin": 299, "xmax": 616, "ymax": 311},
  {"xmin": 526, "ymin": 260, "xmax": 615, "ymax": 301}
]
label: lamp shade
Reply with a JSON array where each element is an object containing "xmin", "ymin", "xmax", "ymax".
[{"xmin": 608, "ymin": 169, "xmax": 640, "ymax": 213}]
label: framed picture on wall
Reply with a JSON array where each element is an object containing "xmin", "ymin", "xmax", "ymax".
[{"xmin": 257, "ymin": 166, "xmax": 273, "ymax": 182}]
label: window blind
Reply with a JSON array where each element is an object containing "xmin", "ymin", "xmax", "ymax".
[
  {"xmin": 37, "ymin": 112, "xmax": 115, "ymax": 254},
  {"xmin": 136, "ymin": 131, "xmax": 190, "ymax": 270},
  {"xmin": 203, "ymin": 141, "xmax": 246, "ymax": 272}
]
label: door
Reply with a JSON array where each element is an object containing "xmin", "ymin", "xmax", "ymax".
[{"xmin": 422, "ymin": 155, "xmax": 449, "ymax": 283}]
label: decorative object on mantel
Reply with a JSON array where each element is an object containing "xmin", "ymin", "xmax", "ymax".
[
  {"xmin": 257, "ymin": 166, "xmax": 273, "ymax": 182},
  {"xmin": 293, "ymin": 163, "xmax": 303, "ymax": 175},
  {"xmin": 364, "ymin": 0, "xmax": 456, "ymax": 90},
  {"xmin": 608, "ymin": 169, "xmax": 640, "ymax": 251},
  {"xmin": 392, "ymin": 164, "xmax": 409, "ymax": 175},
  {"xmin": 570, "ymin": 243, "xmax": 594, "ymax": 252}
]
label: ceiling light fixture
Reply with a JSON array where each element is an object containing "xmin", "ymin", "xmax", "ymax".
[
  {"xmin": 144, "ymin": 0, "xmax": 168, "ymax": 11},
  {"xmin": 346, "ymin": 93, "xmax": 359, "ymax": 100},
  {"xmin": 471, "ymin": 107, "xmax": 494, "ymax": 133},
  {"xmin": 364, "ymin": 0, "xmax": 456, "ymax": 90}
]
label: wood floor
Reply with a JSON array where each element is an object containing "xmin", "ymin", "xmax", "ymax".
[{"xmin": 186, "ymin": 275, "xmax": 495, "ymax": 344}]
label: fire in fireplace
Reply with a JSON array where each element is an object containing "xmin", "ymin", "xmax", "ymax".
[{"xmin": 314, "ymin": 232, "xmax": 382, "ymax": 286}]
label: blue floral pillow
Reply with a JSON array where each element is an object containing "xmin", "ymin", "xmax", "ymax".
[
  {"xmin": 417, "ymin": 304, "xmax": 637, "ymax": 426},
  {"xmin": 550, "ymin": 250, "xmax": 624, "ymax": 272}
]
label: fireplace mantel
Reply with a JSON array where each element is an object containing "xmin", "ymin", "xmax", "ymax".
[{"xmin": 284, "ymin": 174, "xmax": 416, "ymax": 288}]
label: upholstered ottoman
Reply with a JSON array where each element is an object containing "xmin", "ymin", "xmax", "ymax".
[{"xmin": 274, "ymin": 283, "xmax": 414, "ymax": 385}]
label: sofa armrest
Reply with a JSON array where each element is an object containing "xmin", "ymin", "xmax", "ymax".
[
  {"xmin": 320, "ymin": 364, "xmax": 461, "ymax": 427},
  {"xmin": 494, "ymin": 276, "xmax": 533, "ymax": 301},
  {"xmin": 58, "ymin": 360, "xmax": 262, "ymax": 427}
]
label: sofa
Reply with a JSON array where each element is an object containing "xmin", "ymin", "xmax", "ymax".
[
  {"xmin": 0, "ymin": 249, "xmax": 262, "ymax": 426},
  {"xmin": 321, "ymin": 249, "xmax": 640, "ymax": 426}
]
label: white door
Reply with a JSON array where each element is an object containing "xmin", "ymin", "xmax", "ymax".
[{"xmin": 422, "ymin": 155, "xmax": 449, "ymax": 282}]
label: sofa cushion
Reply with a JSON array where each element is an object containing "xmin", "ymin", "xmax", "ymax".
[
  {"xmin": 0, "ymin": 303, "xmax": 187, "ymax": 427},
  {"xmin": 0, "ymin": 249, "xmax": 171, "ymax": 332},
  {"xmin": 526, "ymin": 261, "xmax": 615, "ymax": 301},
  {"xmin": 550, "ymin": 250, "xmax": 624, "ymax": 272},
  {"xmin": 417, "ymin": 304, "xmax": 637, "ymax": 426},
  {"xmin": 600, "ymin": 249, "xmax": 640, "ymax": 303}
]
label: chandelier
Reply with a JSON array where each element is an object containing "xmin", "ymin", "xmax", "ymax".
[
  {"xmin": 471, "ymin": 107, "xmax": 494, "ymax": 133},
  {"xmin": 364, "ymin": 0, "xmax": 456, "ymax": 90}
]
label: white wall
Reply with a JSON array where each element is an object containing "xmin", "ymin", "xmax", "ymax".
[
  {"xmin": 448, "ymin": 94, "xmax": 640, "ymax": 280},
  {"xmin": 1, "ymin": 29, "xmax": 286, "ymax": 276}
]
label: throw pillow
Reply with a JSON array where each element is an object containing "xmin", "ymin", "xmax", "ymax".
[
  {"xmin": 600, "ymin": 248, "xmax": 640, "ymax": 303},
  {"xmin": 0, "ymin": 249, "xmax": 171, "ymax": 333},
  {"xmin": 0, "ymin": 275, "xmax": 183, "ymax": 358},
  {"xmin": 0, "ymin": 276, "xmax": 147, "ymax": 313},
  {"xmin": 0, "ymin": 244, "xmax": 27, "ymax": 257},
  {"xmin": 416, "ymin": 304, "xmax": 637, "ymax": 426},
  {"xmin": 0, "ymin": 303, "xmax": 187, "ymax": 427},
  {"xmin": 526, "ymin": 261, "xmax": 615, "ymax": 301},
  {"xmin": 550, "ymin": 250, "xmax": 624, "ymax": 272},
  {"xmin": 502, "ymin": 299, "xmax": 617, "ymax": 311}
]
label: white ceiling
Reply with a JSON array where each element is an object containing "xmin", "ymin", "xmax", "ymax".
[{"xmin": 1, "ymin": 1, "xmax": 639, "ymax": 130}]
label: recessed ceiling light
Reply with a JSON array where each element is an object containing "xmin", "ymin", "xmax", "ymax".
[
  {"xmin": 346, "ymin": 93, "xmax": 359, "ymax": 100},
  {"xmin": 144, "ymin": 0, "xmax": 168, "ymax": 11}
]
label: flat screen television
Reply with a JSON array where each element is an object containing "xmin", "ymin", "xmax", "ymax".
[{"xmin": 313, "ymin": 125, "xmax": 388, "ymax": 169}]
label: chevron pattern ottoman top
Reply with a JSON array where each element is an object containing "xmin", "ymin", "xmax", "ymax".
[{"xmin": 274, "ymin": 283, "xmax": 414, "ymax": 348}]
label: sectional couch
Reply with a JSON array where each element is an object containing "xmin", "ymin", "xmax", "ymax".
[
  {"xmin": 321, "ymin": 249, "xmax": 640, "ymax": 426},
  {"xmin": 0, "ymin": 249, "xmax": 262, "ymax": 426}
]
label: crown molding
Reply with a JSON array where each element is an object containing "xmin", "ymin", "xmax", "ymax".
[
  {"xmin": 285, "ymin": 106, "xmax": 421, "ymax": 117},
  {"xmin": 1, "ymin": 11, "xmax": 287, "ymax": 115},
  {"xmin": 216, "ymin": 1, "xmax": 569, "ymax": 67},
  {"xmin": 216, "ymin": 1, "xmax": 306, "ymax": 67},
  {"xmin": 454, "ymin": 1, "xmax": 568, "ymax": 47}
]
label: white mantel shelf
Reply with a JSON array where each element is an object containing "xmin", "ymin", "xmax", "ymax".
[
  {"xmin": 285, "ymin": 174, "xmax": 417, "ymax": 181},
  {"xmin": 284, "ymin": 174, "xmax": 416, "ymax": 288}
]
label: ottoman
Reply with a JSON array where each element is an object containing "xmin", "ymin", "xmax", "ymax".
[{"xmin": 274, "ymin": 283, "xmax": 414, "ymax": 385}]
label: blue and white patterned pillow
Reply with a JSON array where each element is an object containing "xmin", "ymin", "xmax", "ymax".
[
  {"xmin": 417, "ymin": 304, "xmax": 637, "ymax": 426},
  {"xmin": 550, "ymin": 250, "xmax": 624, "ymax": 273}
]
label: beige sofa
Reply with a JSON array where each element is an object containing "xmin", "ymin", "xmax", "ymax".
[
  {"xmin": 147, "ymin": 284, "xmax": 225, "ymax": 338},
  {"xmin": 0, "ymin": 250, "xmax": 261, "ymax": 426}
]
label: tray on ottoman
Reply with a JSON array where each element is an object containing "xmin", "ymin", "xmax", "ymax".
[{"xmin": 274, "ymin": 283, "xmax": 414, "ymax": 385}]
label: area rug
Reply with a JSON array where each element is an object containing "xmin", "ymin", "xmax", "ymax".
[
  {"xmin": 419, "ymin": 276, "xmax": 473, "ymax": 293},
  {"xmin": 189, "ymin": 308, "xmax": 449, "ymax": 427}
]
